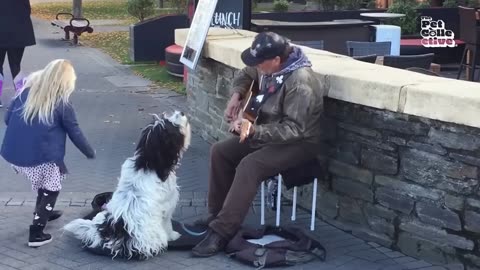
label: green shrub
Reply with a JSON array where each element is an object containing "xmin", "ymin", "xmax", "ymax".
[
  {"xmin": 316, "ymin": 0, "xmax": 336, "ymax": 10},
  {"xmin": 442, "ymin": 0, "xmax": 477, "ymax": 7},
  {"xmin": 127, "ymin": 0, "xmax": 155, "ymax": 21},
  {"xmin": 337, "ymin": 0, "xmax": 363, "ymax": 9},
  {"xmin": 273, "ymin": 0, "xmax": 289, "ymax": 12},
  {"xmin": 365, "ymin": 0, "xmax": 377, "ymax": 8},
  {"xmin": 169, "ymin": 0, "xmax": 188, "ymax": 14},
  {"xmin": 442, "ymin": 0, "xmax": 458, "ymax": 7},
  {"xmin": 387, "ymin": 1, "xmax": 419, "ymax": 35},
  {"xmin": 416, "ymin": 1, "xmax": 431, "ymax": 8}
]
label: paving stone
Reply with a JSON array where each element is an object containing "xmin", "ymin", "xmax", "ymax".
[
  {"xmin": 403, "ymin": 260, "xmax": 432, "ymax": 269},
  {"xmin": 5, "ymin": 200, "xmax": 24, "ymax": 206},
  {"xmin": 1, "ymin": 248, "xmax": 31, "ymax": 261},
  {"xmin": 385, "ymin": 251, "xmax": 408, "ymax": 259},
  {"xmin": 348, "ymin": 249, "xmax": 389, "ymax": 262},
  {"xmin": 417, "ymin": 267, "xmax": 448, "ymax": 270},
  {"xmin": 395, "ymin": 257, "xmax": 419, "ymax": 264},
  {"xmin": 0, "ymin": 264, "xmax": 18, "ymax": 270},
  {"xmin": 0, "ymin": 255, "xmax": 29, "ymax": 268},
  {"xmin": 381, "ymin": 265, "xmax": 409, "ymax": 270}
]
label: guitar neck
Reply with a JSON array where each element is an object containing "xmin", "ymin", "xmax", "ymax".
[{"xmin": 242, "ymin": 80, "xmax": 255, "ymax": 112}]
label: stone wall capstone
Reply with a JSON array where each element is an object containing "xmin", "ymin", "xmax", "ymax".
[{"xmin": 186, "ymin": 58, "xmax": 480, "ymax": 270}]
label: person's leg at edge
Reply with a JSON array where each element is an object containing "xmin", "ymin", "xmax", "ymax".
[
  {"xmin": 192, "ymin": 142, "xmax": 316, "ymax": 257},
  {"xmin": 194, "ymin": 136, "xmax": 255, "ymax": 226},
  {"xmin": 7, "ymin": 47, "xmax": 25, "ymax": 80},
  {"xmin": 0, "ymin": 48, "xmax": 7, "ymax": 108}
]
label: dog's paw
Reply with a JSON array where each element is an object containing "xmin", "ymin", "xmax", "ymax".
[{"xmin": 169, "ymin": 231, "xmax": 181, "ymax": 241}]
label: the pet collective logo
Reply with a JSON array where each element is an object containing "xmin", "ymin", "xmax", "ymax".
[{"xmin": 420, "ymin": 16, "xmax": 456, "ymax": 48}]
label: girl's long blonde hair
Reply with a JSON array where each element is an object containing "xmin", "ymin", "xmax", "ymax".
[{"xmin": 21, "ymin": 59, "xmax": 77, "ymax": 125}]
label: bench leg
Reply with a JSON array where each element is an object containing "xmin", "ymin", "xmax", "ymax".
[
  {"xmin": 275, "ymin": 174, "xmax": 282, "ymax": 227},
  {"xmin": 64, "ymin": 29, "xmax": 70, "ymax": 40},
  {"xmin": 260, "ymin": 181, "xmax": 265, "ymax": 226},
  {"xmin": 73, "ymin": 35, "xmax": 79, "ymax": 45},
  {"xmin": 310, "ymin": 178, "xmax": 318, "ymax": 231}
]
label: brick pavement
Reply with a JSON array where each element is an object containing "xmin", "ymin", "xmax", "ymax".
[{"xmin": 0, "ymin": 18, "xmax": 452, "ymax": 270}]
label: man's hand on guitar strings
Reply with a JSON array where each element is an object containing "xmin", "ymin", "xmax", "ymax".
[{"xmin": 224, "ymin": 93, "xmax": 242, "ymax": 123}]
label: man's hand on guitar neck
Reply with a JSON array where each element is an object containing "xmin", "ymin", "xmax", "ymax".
[
  {"xmin": 224, "ymin": 93, "xmax": 242, "ymax": 123},
  {"xmin": 239, "ymin": 120, "xmax": 255, "ymax": 143},
  {"xmin": 229, "ymin": 118, "xmax": 255, "ymax": 143}
]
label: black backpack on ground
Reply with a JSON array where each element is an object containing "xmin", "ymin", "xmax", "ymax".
[{"xmin": 225, "ymin": 225, "xmax": 326, "ymax": 269}]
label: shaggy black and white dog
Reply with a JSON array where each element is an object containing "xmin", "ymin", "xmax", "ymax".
[{"xmin": 64, "ymin": 110, "xmax": 191, "ymax": 260}]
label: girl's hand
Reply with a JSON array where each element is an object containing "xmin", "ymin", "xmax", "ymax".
[{"xmin": 87, "ymin": 150, "xmax": 96, "ymax": 159}]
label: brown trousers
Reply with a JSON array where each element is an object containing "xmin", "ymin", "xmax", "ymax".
[{"xmin": 208, "ymin": 136, "xmax": 317, "ymax": 239}]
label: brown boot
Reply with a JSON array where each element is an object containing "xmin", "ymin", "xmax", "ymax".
[
  {"xmin": 191, "ymin": 229, "xmax": 228, "ymax": 257},
  {"xmin": 192, "ymin": 215, "xmax": 216, "ymax": 227}
]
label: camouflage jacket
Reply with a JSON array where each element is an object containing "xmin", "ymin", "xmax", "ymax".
[{"xmin": 231, "ymin": 52, "xmax": 325, "ymax": 147}]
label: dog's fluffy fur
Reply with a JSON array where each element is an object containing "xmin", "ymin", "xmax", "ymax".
[{"xmin": 64, "ymin": 111, "xmax": 191, "ymax": 259}]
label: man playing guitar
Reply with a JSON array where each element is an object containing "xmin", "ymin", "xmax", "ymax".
[{"xmin": 191, "ymin": 31, "xmax": 325, "ymax": 257}]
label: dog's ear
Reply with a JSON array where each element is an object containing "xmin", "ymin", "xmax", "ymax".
[{"xmin": 150, "ymin": 113, "xmax": 162, "ymax": 122}]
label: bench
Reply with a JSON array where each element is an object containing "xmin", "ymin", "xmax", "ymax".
[{"xmin": 51, "ymin": 13, "xmax": 94, "ymax": 45}]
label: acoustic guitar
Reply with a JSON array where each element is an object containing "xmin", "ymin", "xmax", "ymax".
[{"xmin": 229, "ymin": 80, "xmax": 260, "ymax": 143}]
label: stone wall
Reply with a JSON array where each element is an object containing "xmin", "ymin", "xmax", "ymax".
[
  {"xmin": 186, "ymin": 58, "xmax": 235, "ymax": 143},
  {"xmin": 186, "ymin": 58, "xmax": 480, "ymax": 270}
]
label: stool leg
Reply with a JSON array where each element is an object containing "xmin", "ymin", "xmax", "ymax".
[
  {"xmin": 470, "ymin": 46, "xmax": 477, "ymax": 82},
  {"xmin": 261, "ymin": 181, "xmax": 265, "ymax": 225},
  {"xmin": 276, "ymin": 174, "xmax": 282, "ymax": 227},
  {"xmin": 457, "ymin": 47, "xmax": 468, "ymax": 79},
  {"xmin": 310, "ymin": 178, "xmax": 318, "ymax": 231},
  {"xmin": 291, "ymin": 186, "xmax": 297, "ymax": 221}
]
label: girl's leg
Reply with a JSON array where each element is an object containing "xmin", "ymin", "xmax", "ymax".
[
  {"xmin": 33, "ymin": 189, "xmax": 60, "ymax": 227},
  {"xmin": 33, "ymin": 189, "xmax": 62, "ymax": 222},
  {"xmin": 29, "ymin": 189, "xmax": 59, "ymax": 248},
  {"xmin": 28, "ymin": 163, "xmax": 63, "ymax": 247},
  {"xmin": 33, "ymin": 188, "xmax": 43, "ymax": 218},
  {"xmin": 29, "ymin": 189, "xmax": 59, "ymax": 247}
]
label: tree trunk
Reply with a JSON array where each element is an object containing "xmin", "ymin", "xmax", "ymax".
[
  {"xmin": 159, "ymin": 0, "xmax": 164, "ymax": 8},
  {"xmin": 73, "ymin": 0, "xmax": 83, "ymax": 18}
]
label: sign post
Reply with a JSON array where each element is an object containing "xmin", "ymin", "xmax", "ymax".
[
  {"xmin": 180, "ymin": 0, "xmax": 251, "ymax": 71},
  {"xmin": 208, "ymin": 0, "xmax": 251, "ymax": 29},
  {"xmin": 73, "ymin": 0, "xmax": 83, "ymax": 18},
  {"xmin": 179, "ymin": 0, "xmax": 219, "ymax": 70}
]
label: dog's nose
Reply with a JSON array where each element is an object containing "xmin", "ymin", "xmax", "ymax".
[{"xmin": 180, "ymin": 111, "xmax": 185, "ymax": 116}]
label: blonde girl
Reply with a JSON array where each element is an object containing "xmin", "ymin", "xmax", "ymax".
[{"xmin": 1, "ymin": 59, "xmax": 95, "ymax": 247}]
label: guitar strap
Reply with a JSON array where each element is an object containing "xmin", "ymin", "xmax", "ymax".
[{"xmin": 247, "ymin": 72, "xmax": 292, "ymax": 118}]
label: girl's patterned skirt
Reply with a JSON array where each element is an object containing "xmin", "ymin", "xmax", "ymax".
[{"xmin": 12, "ymin": 162, "xmax": 65, "ymax": 192}]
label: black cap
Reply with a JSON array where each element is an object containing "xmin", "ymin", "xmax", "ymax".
[{"xmin": 241, "ymin": 32, "xmax": 289, "ymax": 66}]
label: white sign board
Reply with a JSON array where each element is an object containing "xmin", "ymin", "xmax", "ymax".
[{"xmin": 180, "ymin": 0, "xmax": 219, "ymax": 70}]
